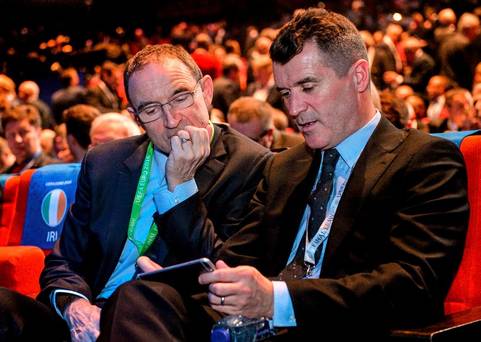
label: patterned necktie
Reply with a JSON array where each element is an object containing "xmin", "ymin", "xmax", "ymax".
[{"xmin": 278, "ymin": 148, "xmax": 340, "ymax": 280}]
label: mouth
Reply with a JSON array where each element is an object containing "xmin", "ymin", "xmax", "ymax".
[{"xmin": 297, "ymin": 119, "xmax": 317, "ymax": 130}]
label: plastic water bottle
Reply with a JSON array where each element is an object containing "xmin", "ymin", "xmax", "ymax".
[{"xmin": 210, "ymin": 315, "xmax": 273, "ymax": 342}]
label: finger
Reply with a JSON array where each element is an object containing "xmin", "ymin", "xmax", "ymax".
[
  {"xmin": 185, "ymin": 126, "xmax": 209, "ymax": 157},
  {"xmin": 171, "ymin": 136, "xmax": 193, "ymax": 158},
  {"xmin": 207, "ymin": 292, "xmax": 237, "ymax": 307},
  {"xmin": 170, "ymin": 135, "xmax": 183, "ymax": 154},
  {"xmin": 207, "ymin": 282, "xmax": 241, "ymax": 298},
  {"xmin": 176, "ymin": 129, "xmax": 190, "ymax": 141},
  {"xmin": 136, "ymin": 256, "xmax": 163, "ymax": 273},
  {"xmin": 199, "ymin": 267, "xmax": 240, "ymax": 284},
  {"xmin": 209, "ymin": 304, "xmax": 238, "ymax": 315},
  {"xmin": 176, "ymin": 130, "xmax": 193, "ymax": 150},
  {"xmin": 215, "ymin": 260, "xmax": 230, "ymax": 269}
]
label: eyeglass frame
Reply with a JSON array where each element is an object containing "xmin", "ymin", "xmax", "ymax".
[{"xmin": 133, "ymin": 79, "xmax": 203, "ymax": 124}]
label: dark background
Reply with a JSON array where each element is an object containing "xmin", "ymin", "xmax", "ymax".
[
  {"xmin": 2, "ymin": 0, "xmax": 477, "ymax": 33},
  {"xmin": 0, "ymin": 0, "xmax": 479, "ymax": 102}
]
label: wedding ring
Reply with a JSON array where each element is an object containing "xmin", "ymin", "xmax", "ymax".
[
  {"xmin": 220, "ymin": 296, "xmax": 225, "ymax": 306},
  {"xmin": 180, "ymin": 137, "xmax": 191, "ymax": 144}
]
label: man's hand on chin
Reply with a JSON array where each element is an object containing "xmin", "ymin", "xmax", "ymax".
[{"xmin": 166, "ymin": 125, "xmax": 210, "ymax": 191}]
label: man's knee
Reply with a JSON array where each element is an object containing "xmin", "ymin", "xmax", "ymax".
[
  {"xmin": 113, "ymin": 280, "xmax": 183, "ymax": 302},
  {"xmin": 0, "ymin": 287, "xmax": 67, "ymax": 341}
]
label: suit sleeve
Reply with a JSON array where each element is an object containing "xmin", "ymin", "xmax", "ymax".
[
  {"xmin": 284, "ymin": 139, "xmax": 469, "ymax": 334},
  {"xmin": 38, "ymin": 154, "xmax": 96, "ymax": 305}
]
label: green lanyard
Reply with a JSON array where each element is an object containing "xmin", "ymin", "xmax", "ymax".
[
  {"xmin": 127, "ymin": 121, "xmax": 215, "ymax": 255},
  {"xmin": 127, "ymin": 142, "xmax": 158, "ymax": 255}
]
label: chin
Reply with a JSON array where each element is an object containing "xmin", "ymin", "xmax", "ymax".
[{"xmin": 305, "ymin": 138, "xmax": 328, "ymax": 150}]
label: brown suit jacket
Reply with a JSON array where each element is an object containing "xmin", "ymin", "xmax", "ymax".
[{"xmin": 220, "ymin": 118, "xmax": 469, "ymax": 338}]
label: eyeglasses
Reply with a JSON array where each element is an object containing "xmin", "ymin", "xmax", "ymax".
[{"xmin": 135, "ymin": 80, "xmax": 202, "ymax": 124}]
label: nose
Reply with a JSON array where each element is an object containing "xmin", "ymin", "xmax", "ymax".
[
  {"xmin": 286, "ymin": 94, "xmax": 307, "ymax": 118},
  {"xmin": 14, "ymin": 133, "xmax": 23, "ymax": 144},
  {"xmin": 162, "ymin": 108, "xmax": 181, "ymax": 128}
]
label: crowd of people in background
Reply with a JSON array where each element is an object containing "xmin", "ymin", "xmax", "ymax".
[{"xmin": 1, "ymin": 0, "xmax": 481, "ymax": 174}]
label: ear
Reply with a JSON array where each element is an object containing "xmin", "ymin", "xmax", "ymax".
[
  {"xmin": 352, "ymin": 59, "xmax": 370, "ymax": 93},
  {"xmin": 200, "ymin": 75, "xmax": 214, "ymax": 106},
  {"xmin": 66, "ymin": 134, "xmax": 77, "ymax": 148},
  {"xmin": 262, "ymin": 128, "xmax": 275, "ymax": 149},
  {"xmin": 128, "ymin": 106, "xmax": 144, "ymax": 128}
]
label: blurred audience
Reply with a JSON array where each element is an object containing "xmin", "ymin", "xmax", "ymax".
[
  {"xmin": 0, "ymin": 137, "xmax": 15, "ymax": 173},
  {"xmin": 1, "ymin": 104, "xmax": 58, "ymax": 173},
  {"xmin": 51, "ymin": 68, "xmax": 88, "ymax": 124},
  {"xmin": 0, "ymin": 0, "xmax": 480, "ymax": 146},
  {"xmin": 86, "ymin": 61, "xmax": 123, "ymax": 113},
  {"xmin": 18, "ymin": 80, "xmax": 55, "ymax": 129},
  {"xmin": 40, "ymin": 129, "xmax": 57, "ymax": 157},
  {"xmin": 227, "ymin": 96, "xmax": 303, "ymax": 151},
  {"xmin": 63, "ymin": 104, "xmax": 101, "ymax": 162},
  {"xmin": 89, "ymin": 112, "xmax": 141, "ymax": 148}
]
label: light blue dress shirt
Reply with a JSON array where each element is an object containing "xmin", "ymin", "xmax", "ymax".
[
  {"xmin": 51, "ymin": 148, "xmax": 198, "ymax": 316},
  {"xmin": 272, "ymin": 112, "xmax": 381, "ymax": 327}
]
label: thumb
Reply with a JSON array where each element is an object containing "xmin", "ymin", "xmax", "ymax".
[
  {"xmin": 215, "ymin": 260, "xmax": 230, "ymax": 269},
  {"xmin": 137, "ymin": 256, "xmax": 163, "ymax": 273}
]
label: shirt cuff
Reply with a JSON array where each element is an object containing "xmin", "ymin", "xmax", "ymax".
[
  {"xmin": 272, "ymin": 281, "xmax": 297, "ymax": 327},
  {"xmin": 153, "ymin": 178, "xmax": 198, "ymax": 214},
  {"xmin": 50, "ymin": 289, "xmax": 89, "ymax": 320}
]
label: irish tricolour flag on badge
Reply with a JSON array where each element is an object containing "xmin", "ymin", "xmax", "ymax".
[{"xmin": 41, "ymin": 189, "xmax": 67, "ymax": 227}]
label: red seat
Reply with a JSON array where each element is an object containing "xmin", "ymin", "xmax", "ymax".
[
  {"xmin": 7, "ymin": 169, "xmax": 36, "ymax": 246},
  {"xmin": 390, "ymin": 134, "xmax": 481, "ymax": 340},
  {"xmin": 0, "ymin": 246, "xmax": 44, "ymax": 298},
  {"xmin": 0, "ymin": 164, "xmax": 80, "ymax": 297},
  {"xmin": 0, "ymin": 170, "xmax": 41, "ymax": 298},
  {"xmin": 444, "ymin": 135, "xmax": 481, "ymax": 314},
  {"xmin": 0, "ymin": 175, "xmax": 20, "ymax": 246}
]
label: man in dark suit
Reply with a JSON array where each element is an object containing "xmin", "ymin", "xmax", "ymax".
[
  {"xmin": 51, "ymin": 67, "xmax": 88, "ymax": 124},
  {"xmin": 199, "ymin": 9, "xmax": 469, "ymax": 339},
  {"xmin": 371, "ymin": 23, "xmax": 404, "ymax": 90},
  {"xmin": 111, "ymin": 9, "xmax": 469, "ymax": 341},
  {"xmin": 0, "ymin": 44, "xmax": 270, "ymax": 342},
  {"xmin": 212, "ymin": 56, "xmax": 242, "ymax": 118},
  {"xmin": 85, "ymin": 61, "xmax": 123, "ymax": 113}
]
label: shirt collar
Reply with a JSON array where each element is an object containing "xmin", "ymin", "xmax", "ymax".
[{"xmin": 335, "ymin": 111, "xmax": 381, "ymax": 169}]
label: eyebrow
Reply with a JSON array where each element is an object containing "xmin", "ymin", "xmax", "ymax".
[{"xmin": 276, "ymin": 76, "xmax": 319, "ymax": 92}]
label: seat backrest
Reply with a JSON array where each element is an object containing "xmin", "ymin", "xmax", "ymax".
[
  {"xmin": 0, "ymin": 174, "xmax": 20, "ymax": 246},
  {"xmin": 8, "ymin": 164, "xmax": 81, "ymax": 252},
  {"xmin": 7, "ymin": 169, "xmax": 35, "ymax": 246},
  {"xmin": 444, "ymin": 135, "xmax": 481, "ymax": 314}
]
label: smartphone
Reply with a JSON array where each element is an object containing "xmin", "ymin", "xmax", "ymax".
[{"xmin": 136, "ymin": 257, "xmax": 216, "ymax": 293}]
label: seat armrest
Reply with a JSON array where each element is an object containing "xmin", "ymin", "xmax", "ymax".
[
  {"xmin": 0, "ymin": 246, "xmax": 45, "ymax": 298},
  {"xmin": 389, "ymin": 306, "xmax": 481, "ymax": 341}
]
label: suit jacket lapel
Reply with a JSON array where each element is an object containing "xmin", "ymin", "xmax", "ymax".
[
  {"xmin": 323, "ymin": 118, "xmax": 407, "ymax": 270},
  {"xmin": 273, "ymin": 145, "xmax": 321, "ymax": 270},
  {"xmin": 97, "ymin": 136, "xmax": 149, "ymax": 291},
  {"xmin": 195, "ymin": 124, "xmax": 227, "ymax": 197}
]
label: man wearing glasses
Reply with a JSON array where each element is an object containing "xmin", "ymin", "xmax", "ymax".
[{"xmin": 0, "ymin": 44, "xmax": 270, "ymax": 342}]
